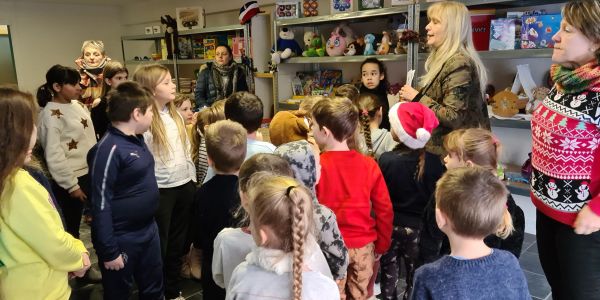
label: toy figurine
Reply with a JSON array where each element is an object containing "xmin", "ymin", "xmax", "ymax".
[
  {"xmin": 302, "ymin": 32, "xmax": 325, "ymax": 57},
  {"xmin": 326, "ymin": 24, "xmax": 355, "ymax": 57},
  {"xmin": 364, "ymin": 34, "xmax": 376, "ymax": 55},
  {"xmin": 344, "ymin": 37, "xmax": 365, "ymax": 56},
  {"xmin": 271, "ymin": 27, "xmax": 303, "ymax": 64},
  {"xmin": 377, "ymin": 31, "xmax": 392, "ymax": 55}
]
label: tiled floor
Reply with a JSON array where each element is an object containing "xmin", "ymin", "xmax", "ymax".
[{"xmin": 71, "ymin": 227, "xmax": 551, "ymax": 300}]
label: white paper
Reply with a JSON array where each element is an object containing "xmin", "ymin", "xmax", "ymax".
[{"xmin": 406, "ymin": 69, "xmax": 415, "ymax": 87}]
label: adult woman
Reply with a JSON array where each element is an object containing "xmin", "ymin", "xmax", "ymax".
[
  {"xmin": 399, "ymin": 1, "xmax": 489, "ymax": 156},
  {"xmin": 530, "ymin": 1, "xmax": 600, "ymax": 299},
  {"xmin": 75, "ymin": 40, "xmax": 111, "ymax": 106},
  {"xmin": 0, "ymin": 87, "xmax": 90, "ymax": 299},
  {"xmin": 194, "ymin": 45, "xmax": 249, "ymax": 109}
]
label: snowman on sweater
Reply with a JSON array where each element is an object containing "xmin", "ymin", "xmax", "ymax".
[
  {"xmin": 576, "ymin": 182, "xmax": 590, "ymax": 201},
  {"xmin": 546, "ymin": 179, "xmax": 560, "ymax": 199}
]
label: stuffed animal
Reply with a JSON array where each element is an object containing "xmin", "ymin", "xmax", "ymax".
[
  {"xmin": 394, "ymin": 29, "xmax": 419, "ymax": 54},
  {"xmin": 326, "ymin": 23, "xmax": 355, "ymax": 57},
  {"xmin": 302, "ymin": 32, "xmax": 325, "ymax": 57},
  {"xmin": 271, "ymin": 27, "xmax": 303, "ymax": 65},
  {"xmin": 344, "ymin": 37, "xmax": 365, "ymax": 56},
  {"xmin": 364, "ymin": 34, "xmax": 376, "ymax": 55},
  {"xmin": 377, "ymin": 31, "xmax": 392, "ymax": 55}
]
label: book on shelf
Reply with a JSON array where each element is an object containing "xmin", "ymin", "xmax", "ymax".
[
  {"xmin": 178, "ymin": 36, "xmax": 193, "ymax": 59},
  {"xmin": 191, "ymin": 36, "xmax": 204, "ymax": 59},
  {"xmin": 203, "ymin": 38, "xmax": 216, "ymax": 59}
]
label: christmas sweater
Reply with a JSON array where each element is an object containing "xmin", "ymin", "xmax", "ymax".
[{"xmin": 530, "ymin": 87, "xmax": 600, "ymax": 225}]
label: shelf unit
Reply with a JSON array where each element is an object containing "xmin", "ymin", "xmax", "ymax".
[
  {"xmin": 121, "ymin": 24, "xmax": 249, "ymax": 92},
  {"xmin": 489, "ymin": 118, "xmax": 531, "ymax": 129}
]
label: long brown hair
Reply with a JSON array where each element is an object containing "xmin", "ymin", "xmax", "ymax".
[
  {"xmin": 247, "ymin": 174, "xmax": 314, "ymax": 300},
  {"xmin": 100, "ymin": 61, "xmax": 128, "ymax": 98},
  {"xmin": 133, "ymin": 64, "xmax": 188, "ymax": 161},
  {"xmin": 443, "ymin": 128, "xmax": 501, "ymax": 173},
  {"xmin": 0, "ymin": 87, "xmax": 38, "ymax": 201}
]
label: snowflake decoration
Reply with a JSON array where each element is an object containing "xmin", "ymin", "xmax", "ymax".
[
  {"xmin": 560, "ymin": 137, "xmax": 580, "ymax": 151},
  {"xmin": 542, "ymin": 131, "xmax": 553, "ymax": 145},
  {"xmin": 589, "ymin": 138, "xmax": 599, "ymax": 151},
  {"xmin": 534, "ymin": 125, "xmax": 542, "ymax": 138}
]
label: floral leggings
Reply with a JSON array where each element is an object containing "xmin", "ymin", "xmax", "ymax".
[{"xmin": 380, "ymin": 226, "xmax": 421, "ymax": 300}]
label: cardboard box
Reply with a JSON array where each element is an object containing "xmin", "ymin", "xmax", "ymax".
[
  {"xmin": 471, "ymin": 10, "xmax": 495, "ymax": 51},
  {"xmin": 490, "ymin": 18, "xmax": 521, "ymax": 50},
  {"xmin": 521, "ymin": 14, "xmax": 561, "ymax": 49}
]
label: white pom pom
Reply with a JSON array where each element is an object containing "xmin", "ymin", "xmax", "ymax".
[{"xmin": 416, "ymin": 128, "xmax": 430, "ymax": 141}]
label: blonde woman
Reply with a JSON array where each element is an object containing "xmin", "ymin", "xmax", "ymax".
[
  {"xmin": 133, "ymin": 64, "xmax": 196, "ymax": 299},
  {"xmin": 399, "ymin": 1, "xmax": 489, "ymax": 157}
]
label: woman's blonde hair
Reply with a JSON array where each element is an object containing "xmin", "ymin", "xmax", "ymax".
[
  {"xmin": 191, "ymin": 99, "xmax": 225, "ymax": 163},
  {"xmin": 133, "ymin": 64, "xmax": 188, "ymax": 161},
  {"xmin": 420, "ymin": 1, "xmax": 487, "ymax": 98},
  {"xmin": 436, "ymin": 167, "xmax": 513, "ymax": 239},
  {"xmin": 444, "ymin": 128, "xmax": 500, "ymax": 173},
  {"xmin": 562, "ymin": 0, "xmax": 600, "ymax": 63},
  {"xmin": 247, "ymin": 174, "xmax": 314, "ymax": 300}
]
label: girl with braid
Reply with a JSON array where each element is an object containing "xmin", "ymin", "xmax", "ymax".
[
  {"xmin": 356, "ymin": 93, "xmax": 397, "ymax": 159},
  {"xmin": 226, "ymin": 174, "xmax": 339, "ymax": 300}
]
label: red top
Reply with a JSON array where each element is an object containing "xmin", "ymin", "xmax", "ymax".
[
  {"xmin": 530, "ymin": 88, "xmax": 600, "ymax": 226},
  {"xmin": 316, "ymin": 150, "xmax": 393, "ymax": 254}
]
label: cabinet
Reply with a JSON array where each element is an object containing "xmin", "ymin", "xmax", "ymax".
[{"xmin": 121, "ymin": 24, "xmax": 249, "ymax": 92}]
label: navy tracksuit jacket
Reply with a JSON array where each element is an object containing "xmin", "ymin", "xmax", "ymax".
[{"xmin": 88, "ymin": 126, "xmax": 163, "ymax": 299}]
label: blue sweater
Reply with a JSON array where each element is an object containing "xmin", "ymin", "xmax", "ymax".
[
  {"xmin": 87, "ymin": 126, "xmax": 160, "ymax": 262},
  {"xmin": 411, "ymin": 249, "xmax": 530, "ymax": 300}
]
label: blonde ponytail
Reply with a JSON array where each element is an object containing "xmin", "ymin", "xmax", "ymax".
[
  {"xmin": 496, "ymin": 209, "xmax": 514, "ymax": 239},
  {"xmin": 289, "ymin": 187, "xmax": 307, "ymax": 300}
]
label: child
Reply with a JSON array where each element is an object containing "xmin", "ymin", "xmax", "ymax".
[
  {"xmin": 133, "ymin": 64, "xmax": 196, "ymax": 299},
  {"xmin": 91, "ymin": 61, "xmax": 128, "ymax": 140},
  {"xmin": 174, "ymin": 93, "xmax": 194, "ymax": 125},
  {"xmin": 194, "ymin": 119, "xmax": 247, "ymax": 299},
  {"xmin": 203, "ymin": 92, "xmax": 275, "ymax": 184},
  {"xmin": 227, "ymin": 174, "xmax": 340, "ymax": 300},
  {"xmin": 275, "ymin": 140, "xmax": 349, "ymax": 282},
  {"xmin": 268, "ymin": 95, "xmax": 326, "ymax": 146},
  {"xmin": 87, "ymin": 81, "xmax": 163, "ymax": 299},
  {"xmin": 411, "ymin": 167, "xmax": 529, "ymax": 299},
  {"xmin": 312, "ymin": 97, "xmax": 393, "ymax": 300},
  {"xmin": 37, "ymin": 64, "xmax": 96, "ymax": 239},
  {"xmin": 378, "ymin": 102, "xmax": 439, "ymax": 300},
  {"xmin": 360, "ymin": 58, "xmax": 390, "ymax": 130},
  {"xmin": 335, "ymin": 83, "xmax": 360, "ymax": 103},
  {"xmin": 356, "ymin": 93, "xmax": 397, "ymax": 159},
  {"xmin": 190, "ymin": 99, "xmax": 225, "ymax": 185},
  {"xmin": 419, "ymin": 128, "xmax": 526, "ymax": 262},
  {"xmin": 0, "ymin": 87, "xmax": 90, "ymax": 299}
]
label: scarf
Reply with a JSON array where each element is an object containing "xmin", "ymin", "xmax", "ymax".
[
  {"xmin": 273, "ymin": 140, "xmax": 318, "ymax": 201},
  {"xmin": 210, "ymin": 62, "xmax": 239, "ymax": 99},
  {"xmin": 551, "ymin": 62, "xmax": 600, "ymax": 94}
]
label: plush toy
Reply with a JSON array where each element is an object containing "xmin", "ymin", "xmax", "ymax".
[
  {"xmin": 271, "ymin": 27, "xmax": 303, "ymax": 64},
  {"xmin": 302, "ymin": 32, "xmax": 325, "ymax": 57},
  {"xmin": 394, "ymin": 29, "xmax": 419, "ymax": 54},
  {"xmin": 326, "ymin": 24, "xmax": 355, "ymax": 57},
  {"xmin": 364, "ymin": 34, "xmax": 376, "ymax": 55},
  {"xmin": 161, "ymin": 15, "xmax": 179, "ymax": 60},
  {"xmin": 344, "ymin": 37, "xmax": 364, "ymax": 56},
  {"xmin": 377, "ymin": 31, "xmax": 392, "ymax": 55}
]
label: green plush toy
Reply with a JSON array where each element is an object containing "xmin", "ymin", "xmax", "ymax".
[{"xmin": 302, "ymin": 35, "xmax": 325, "ymax": 57}]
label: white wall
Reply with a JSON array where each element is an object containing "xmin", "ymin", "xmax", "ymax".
[{"xmin": 0, "ymin": 1, "xmax": 123, "ymax": 93}]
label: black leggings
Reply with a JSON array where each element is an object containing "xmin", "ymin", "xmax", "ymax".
[
  {"xmin": 51, "ymin": 174, "xmax": 89, "ymax": 239},
  {"xmin": 536, "ymin": 210, "xmax": 600, "ymax": 300},
  {"xmin": 380, "ymin": 226, "xmax": 421, "ymax": 300}
]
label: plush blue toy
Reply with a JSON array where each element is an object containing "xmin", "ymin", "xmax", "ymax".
[
  {"xmin": 271, "ymin": 27, "xmax": 303, "ymax": 64},
  {"xmin": 363, "ymin": 34, "xmax": 376, "ymax": 55}
]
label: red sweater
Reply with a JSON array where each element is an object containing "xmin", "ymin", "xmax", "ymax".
[
  {"xmin": 316, "ymin": 150, "xmax": 393, "ymax": 254},
  {"xmin": 530, "ymin": 88, "xmax": 600, "ymax": 226}
]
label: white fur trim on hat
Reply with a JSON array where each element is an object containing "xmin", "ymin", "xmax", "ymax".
[{"xmin": 388, "ymin": 102, "xmax": 428, "ymax": 149}]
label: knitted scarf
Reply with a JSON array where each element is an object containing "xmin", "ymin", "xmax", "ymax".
[
  {"xmin": 210, "ymin": 62, "xmax": 239, "ymax": 99},
  {"xmin": 551, "ymin": 62, "xmax": 600, "ymax": 94}
]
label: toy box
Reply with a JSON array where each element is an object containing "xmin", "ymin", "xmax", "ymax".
[
  {"xmin": 470, "ymin": 10, "xmax": 495, "ymax": 51},
  {"xmin": 489, "ymin": 18, "xmax": 521, "ymax": 50},
  {"xmin": 178, "ymin": 37, "xmax": 193, "ymax": 59},
  {"xmin": 520, "ymin": 14, "xmax": 561, "ymax": 49},
  {"xmin": 203, "ymin": 38, "xmax": 216, "ymax": 59},
  {"xmin": 293, "ymin": 70, "xmax": 342, "ymax": 96}
]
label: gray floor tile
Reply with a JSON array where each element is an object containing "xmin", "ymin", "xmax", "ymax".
[
  {"xmin": 519, "ymin": 251, "xmax": 545, "ymax": 275},
  {"xmin": 523, "ymin": 270, "xmax": 551, "ymax": 299}
]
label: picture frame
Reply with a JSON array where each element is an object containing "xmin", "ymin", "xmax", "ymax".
[
  {"xmin": 358, "ymin": 0, "xmax": 384, "ymax": 10},
  {"xmin": 275, "ymin": 1, "xmax": 301, "ymax": 20},
  {"xmin": 176, "ymin": 7, "xmax": 205, "ymax": 31},
  {"xmin": 331, "ymin": 0, "xmax": 352, "ymax": 14}
]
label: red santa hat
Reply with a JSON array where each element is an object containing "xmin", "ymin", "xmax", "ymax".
[
  {"xmin": 388, "ymin": 102, "xmax": 439, "ymax": 149},
  {"xmin": 239, "ymin": 1, "xmax": 261, "ymax": 25}
]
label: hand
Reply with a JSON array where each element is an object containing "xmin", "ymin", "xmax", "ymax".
[
  {"xmin": 399, "ymin": 85, "xmax": 419, "ymax": 101},
  {"xmin": 72, "ymin": 252, "xmax": 91, "ymax": 278},
  {"xmin": 69, "ymin": 188, "xmax": 87, "ymax": 203},
  {"xmin": 574, "ymin": 205, "xmax": 600, "ymax": 235},
  {"xmin": 104, "ymin": 255, "xmax": 125, "ymax": 271},
  {"xmin": 374, "ymin": 253, "xmax": 382, "ymax": 261}
]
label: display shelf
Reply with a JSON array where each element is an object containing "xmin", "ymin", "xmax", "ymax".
[
  {"xmin": 283, "ymin": 54, "xmax": 407, "ymax": 64},
  {"xmin": 254, "ymin": 72, "xmax": 274, "ymax": 78},
  {"xmin": 490, "ymin": 118, "xmax": 531, "ymax": 129},
  {"xmin": 275, "ymin": 6, "xmax": 409, "ymax": 27},
  {"xmin": 121, "ymin": 24, "xmax": 244, "ymax": 41},
  {"xmin": 418, "ymin": 49, "xmax": 552, "ymax": 60}
]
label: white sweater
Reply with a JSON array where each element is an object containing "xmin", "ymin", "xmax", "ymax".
[
  {"xmin": 143, "ymin": 107, "xmax": 195, "ymax": 188},
  {"xmin": 37, "ymin": 100, "xmax": 96, "ymax": 192}
]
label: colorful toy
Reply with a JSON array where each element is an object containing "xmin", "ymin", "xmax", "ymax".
[
  {"xmin": 271, "ymin": 27, "xmax": 303, "ymax": 64},
  {"xmin": 377, "ymin": 31, "xmax": 392, "ymax": 55},
  {"xmin": 326, "ymin": 24, "xmax": 355, "ymax": 57},
  {"xmin": 394, "ymin": 29, "xmax": 419, "ymax": 54},
  {"xmin": 303, "ymin": 0, "xmax": 318, "ymax": 17},
  {"xmin": 344, "ymin": 37, "xmax": 364, "ymax": 56},
  {"xmin": 521, "ymin": 14, "xmax": 561, "ymax": 49},
  {"xmin": 363, "ymin": 34, "xmax": 376, "ymax": 55},
  {"xmin": 331, "ymin": 0, "xmax": 352, "ymax": 14},
  {"xmin": 302, "ymin": 32, "xmax": 325, "ymax": 57}
]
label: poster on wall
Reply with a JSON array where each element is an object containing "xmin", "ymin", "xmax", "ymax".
[{"xmin": 176, "ymin": 7, "xmax": 205, "ymax": 31}]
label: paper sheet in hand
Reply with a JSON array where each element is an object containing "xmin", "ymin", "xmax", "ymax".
[{"xmin": 406, "ymin": 69, "xmax": 415, "ymax": 87}]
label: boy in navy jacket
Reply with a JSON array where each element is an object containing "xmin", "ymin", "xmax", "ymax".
[{"xmin": 87, "ymin": 82, "xmax": 163, "ymax": 299}]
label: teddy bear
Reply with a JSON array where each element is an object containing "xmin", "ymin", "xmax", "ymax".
[
  {"xmin": 271, "ymin": 27, "xmax": 303, "ymax": 65},
  {"xmin": 302, "ymin": 32, "xmax": 325, "ymax": 57}
]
